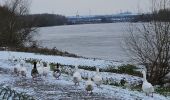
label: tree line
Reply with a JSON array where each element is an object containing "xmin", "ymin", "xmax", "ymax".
[
  {"xmin": 24, "ymin": 14, "xmax": 68, "ymax": 27},
  {"xmin": 0, "ymin": 0, "xmax": 36, "ymax": 47},
  {"xmin": 134, "ymin": 8, "xmax": 170, "ymax": 22},
  {"xmin": 0, "ymin": 0, "xmax": 68, "ymax": 48}
]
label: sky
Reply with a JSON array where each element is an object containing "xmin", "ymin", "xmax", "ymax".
[{"xmin": 0, "ymin": 0, "xmax": 151, "ymax": 16}]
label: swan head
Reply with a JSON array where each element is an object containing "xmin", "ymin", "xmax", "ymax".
[
  {"xmin": 142, "ymin": 70, "xmax": 146, "ymax": 75},
  {"xmin": 141, "ymin": 70, "xmax": 147, "ymax": 76}
]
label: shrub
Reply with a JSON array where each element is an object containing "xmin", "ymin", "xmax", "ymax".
[
  {"xmin": 155, "ymin": 87, "xmax": 170, "ymax": 96},
  {"xmin": 0, "ymin": 86, "xmax": 35, "ymax": 100},
  {"xmin": 78, "ymin": 65, "xmax": 96, "ymax": 71},
  {"xmin": 117, "ymin": 64, "xmax": 142, "ymax": 77},
  {"xmin": 1, "ymin": 46, "xmax": 79, "ymax": 58}
]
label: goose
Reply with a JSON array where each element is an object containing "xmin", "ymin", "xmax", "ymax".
[
  {"xmin": 73, "ymin": 65, "xmax": 82, "ymax": 85},
  {"xmin": 42, "ymin": 62, "xmax": 50, "ymax": 77},
  {"xmin": 37, "ymin": 61, "xmax": 41, "ymax": 68},
  {"xmin": 53, "ymin": 63, "xmax": 61, "ymax": 79},
  {"xmin": 20, "ymin": 60, "xmax": 26, "ymax": 74},
  {"xmin": 8, "ymin": 52, "xmax": 14, "ymax": 61},
  {"xmin": 93, "ymin": 68, "xmax": 102, "ymax": 87},
  {"xmin": 85, "ymin": 76, "xmax": 94, "ymax": 94},
  {"xmin": 20, "ymin": 59, "xmax": 25, "ymax": 66},
  {"xmin": 20, "ymin": 66, "xmax": 27, "ymax": 77},
  {"xmin": 120, "ymin": 78, "xmax": 126, "ymax": 86},
  {"xmin": 142, "ymin": 70, "xmax": 154, "ymax": 97},
  {"xmin": 13, "ymin": 59, "xmax": 24, "ymax": 76},
  {"xmin": 31, "ymin": 62, "xmax": 39, "ymax": 79},
  {"xmin": 13, "ymin": 63, "xmax": 21, "ymax": 76},
  {"xmin": 37, "ymin": 61, "xmax": 44, "ymax": 76}
]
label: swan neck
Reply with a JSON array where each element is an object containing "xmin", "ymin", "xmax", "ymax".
[{"xmin": 143, "ymin": 71, "xmax": 147, "ymax": 81}]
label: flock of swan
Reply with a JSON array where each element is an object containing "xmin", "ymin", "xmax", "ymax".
[{"xmin": 11, "ymin": 57, "xmax": 154, "ymax": 97}]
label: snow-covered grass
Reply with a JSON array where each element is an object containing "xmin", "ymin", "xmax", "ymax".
[
  {"xmin": 0, "ymin": 51, "xmax": 169, "ymax": 100},
  {"xmin": 0, "ymin": 51, "xmax": 122, "ymax": 68}
]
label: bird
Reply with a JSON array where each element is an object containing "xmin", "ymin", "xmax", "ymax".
[
  {"xmin": 85, "ymin": 75, "xmax": 94, "ymax": 95},
  {"xmin": 37, "ymin": 61, "xmax": 44, "ymax": 76},
  {"xmin": 13, "ymin": 63, "xmax": 21, "ymax": 76},
  {"xmin": 93, "ymin": 68, "xmax": 102, "ymax": 87},
  {"xmin": 42, "ymin": 62, "xmax": 50, "ymax": 77},
  {"xmin": 31, "ymin": 62, "xmax": 39, "ymax": 80},
  {"xmin": 142, "ymin": 70, "xmax": 154, "ymax": 97},
  {"xmin": 120, "ymin": 78, "xmax": 126, "ymax": 86},
  {"xmin": 73, "ymin": 65, "xmax": 82, "ymax": 85},
  {"xmin": 20, "ymin": 66, "xmax": 27, "ymax": 77},
  {"xmin": 53, "ymin": 63, "xmax": 61, "ymax": 79},
  {"xmin": 19, "ymin": 59, "xmax": 27, "ymax": 77},
  {"xmin": 36, "ymin": 61, "xmax": 41, "ymax": 67}
]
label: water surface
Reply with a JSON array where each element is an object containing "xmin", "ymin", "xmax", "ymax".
[{"xmin": 35, "ymin": 23, "xmax": 135, "ymax": 61}]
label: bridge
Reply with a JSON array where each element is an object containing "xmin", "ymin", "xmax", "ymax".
[{"xmin": 67, "ymin": 14, "xmax": 139, "ymax": 24}]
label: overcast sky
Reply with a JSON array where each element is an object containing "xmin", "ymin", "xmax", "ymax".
[
  {"xmin": 30, "ymin": 0, "xmax": 151, "ymax": 16},
  {"xmin": 0, "ymin": 0, "xmax": 151, "ymax": 16}
]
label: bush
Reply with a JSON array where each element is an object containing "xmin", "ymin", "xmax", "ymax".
[
  {"xmin": 0, "ymin": 86, "xmax": 35, "ymax": 100},
  {"xmin": 117, "ymin": 64, "xmax": 141, "ymax": 76},
  {"xmin": 101, "ymin": 64, "xmax": 142, "ymax": 77},
  {"xmin": 0, "ymin": 0, "xmax": 36, "ymax": 47},
  {"xmin": 78, "ymin": 65, "xmax": 96, "ymax": 71},
  {"xmin": 1, "ymin": 46, "xmax": 79, "ymax": 58},
  {"xmin": 155, "ymin": 87, "xmax": 170, "ymax": 96}
]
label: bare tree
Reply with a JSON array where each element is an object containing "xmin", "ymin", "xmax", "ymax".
[
  {"xmin": 124, "ymin": 0, "xmax": 170, "ymax": 85},
  {"xmin": 0, "ymin": 0, "xmax": 36, "ymax": 47}
]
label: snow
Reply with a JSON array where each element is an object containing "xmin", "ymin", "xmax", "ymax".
[
  {"xmin": 0, "ymin": 51, "xmax": 169, "ymax": 100},
  {"xmin": 0, "ymin": 51, "xmax": 122, "ymax": 68}
]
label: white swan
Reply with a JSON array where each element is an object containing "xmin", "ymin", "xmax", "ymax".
[
  {"xmin": 93, "ymin": 68, "xmax": 102, "ymax": 87},
  {"xmin": 142, "ymin": 70, "xmax": 154, "ymax": 97},
  {"xmin": 8, "ymin": 52, "xmax": 15, "ymax": 62},
  {"xmin": 73, "ymin": 65, "xmax": 82, "ymax": 85},
  {"xmin": 13, "ymin": 59, "xmax": 27, "ymax": 77},
  {"xmin": 37, "ymin": 62, "xmax": 44, "ymax": 76},
  {"xmin": 85, "ymin": 76, "xmax": 94, "ymax": 94},
  {"xmin": 20, "ymin": 66, "xmax": 27, "ymax": 77},
  {"xmin": 37, "ymin": 61, "xmax": 41, "ymax": 67},
  {"xmin": 13, "ymin": 63, "xmax": 21, "ymax": 76},
  {"xmin": 19, "ymin": 60, "xmax": 27, "ymax": 77},
  {"xmin": 42, "ymin": 62, "xmax": 50, "ymax": 77},
  {"xmin": 37, "ymin": 62, "xmax": 50, "ymax": 77}
]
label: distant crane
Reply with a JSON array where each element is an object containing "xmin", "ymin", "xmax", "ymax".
[
  {"xmin": 89, "ymin": 9, "xmax": 91, "ymax": 22},
  {"xmin": 75, "ymin": 11, "xmax": 80, "ymax": 24}
]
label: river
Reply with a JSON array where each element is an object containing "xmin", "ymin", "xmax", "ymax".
[{"xmin": 35, "ymin": 23, "xmax": 138, "ymax": 61}]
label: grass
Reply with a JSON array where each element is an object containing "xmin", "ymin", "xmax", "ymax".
[
  {"xmin": 155, "ymin": 87, "xmax": 170, "ymax": 96},
  {"xmin": 10, "ymin": 58, "xmax": 170, "ymax": 97},
  {"xmin": 0, "ymin": 86, "xmax": 35, "ymax": 100},
  {"xmin": 24, "ymin": 58, "xmax": 142, "ymax": 77},
  {"xmin": 101, "ymin": 64, "xmax": 142, "ymax": 77},
  {"xmin": 0, "ymin": 46, "xmax": 80, "ymax": 58}
]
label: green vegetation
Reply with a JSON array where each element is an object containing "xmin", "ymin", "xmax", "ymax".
[
  {"xmin": 16, "ymin": 58, "xmax": 170, "ymax": 96},
  {"xmin": 1, "ymin": 46, "xmax": 79, "ymax": 58},
  {"xmin": 25, "ymin": 58, "xmax": 141, "ymax": 77},
  {"xmin": 155, "ymin": 87, "xmax": 170, "ymax": 96},
  {"xmin": 0, "ymin": 86, "xmax": 35, "ymax": 100},
  {"xmin": 101, "ymin": 64, "xmax": 142, "ymax": 77},
  {"xmin": 27, "ymin": 14, "xmax": 67, "ymax": 27}
]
